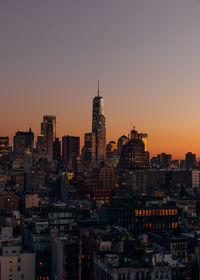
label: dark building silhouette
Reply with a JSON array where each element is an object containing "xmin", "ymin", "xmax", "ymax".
[
  {"xmin": 53, "ymin": 138, "xmax": 61, "ymax": 161},
  {"xmin": 36, "ymin": 134, "xmax": 46, "ymax": 155},
  {"xmin": 138, "ymin": 132, "xmax": 148, "ymax": 152},
  {"xmin": 101, "ymin": 197, "xmax": 179, "ymax": 235},
  {"xmin": 185, "ymin": 152, "xmax": 196, "ymax": 169},
  {"xmin": 117, "ymin": 135, "xmax": 129, "ymax": 156},
  {"xmin": 82, "ymin": 132, "xmax": 96, "ymax": 164},
  {"xmin": 92, "ymin": 82, "xmax": 106, "ymax": 161},
  {"xmin": 151, "ymin": 153, "xmax": 172, "ymax": 168},
  {"xmin": 43, "ymin": 115, "xmax": 56, "ymax": 161},
  {"xmin": 0, "ymin": 137, "xmax": 9, "ymax": 158},
  {"xmin": 62, "ymin": 136, "xmax": 80, "ymax": 168},
  {"xmin": 118, "ymin": 129, "xmax": 149, "ymax": 169},
  {"xmin": 14, "ymin": 129, "xmax": 34, "ymax": 160}
]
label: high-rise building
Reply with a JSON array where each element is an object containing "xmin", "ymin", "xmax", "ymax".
[
  {"xmin": 138, "ymin": 133, "xmax": 148, "ymax": 152},
  {"xmin": 62, "ymin": 136, "xmax": 80, "ymax": 168},
  {"xmin": 43, "ymin": 115, "xmax": 56, "ymax": 161},
  {"xmin": 118, "ymin": 129, "xmax": 149, "ymax": 170},
  {"xmin": 14, "ymin": 129, "xmax": 34, "ymax": 161},
  {"xmin": 185, "ymin": 152, "xmax": 196, "ymax": 169},
  {"xmin": 92, "ymin": 82, "xmax": 106, "ymax": 161},
  {"xmin": 36, "ymin": 135, "xmax": 46, "ymax": 155},
  {"xmin": 82, "ymin": 132, "xmax": 96, "ymax": 164},
  {"xmin": 0, "ymin": 137, "xmax": 9, "ymax": 158},
  {"xmin": 117, "ymin": 135, "xmax": 129, "ymax": 156},
  {"xmin": 53, "ymin": 138, "xmax": 61, "ymax": 161}
]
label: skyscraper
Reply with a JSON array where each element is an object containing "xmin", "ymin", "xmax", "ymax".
[
  {"xmin": 185, "ymin": 152, "xmax": 196, "ymax": 169},
  {"xmin": 82, "ymin": 132, "xmax": 96, "ymax": 164},
  {"xmin": 62, "ymin": 135, "xmax": 80, "ymax": 169},
  {"xmin": 14, "ymin": 129, "xmax": 34, "ymax": 161},
  {"xmin": 43, "ymin": 115, "xmax": 56, "ymax": 161},
  {"xmin": 53, "ymin": 138, "xmax": 61, "ymax": 161},
  {"xmin": 118, "ymin": 129, "xmax": 149, "ymax": 169},
  {"xmin": 138, "ymin": 133, "xmax": 148, "ymax": 152},
  {"xmin": 0, "ymin": 137, "xmax": 9, "ymax": 158},
  {"xmin": 92, "ymin": 81, "xmax": 106, "ymax": 161}
]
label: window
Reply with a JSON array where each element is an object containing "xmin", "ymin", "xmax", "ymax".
[
  {"xmin": 9, "ymin": 258, "xmax": 13, "ymax": 263},
  {"xmin": 21, "ymin": 274, "xmax": 24, "ymax": 279},
  {"xmin": 9, "ymin": 266, "xmax": 13, "ymax": 272},
  {"xmin": 118, "ymin": 274, "xmax": 121, "ymax": 280},
  {"xmin": 127, "ymin": 273, "xmax": 130, "ymax": 280},
  {"xmin": 18, "ymin": 257, "xmax": 21, "ymax": 263},
  {"xmin": 18, "ymin": 265, "xmax": 21, "ymax": 271},
  {"xmin": 165, "ymin": 272, "xmax": 169, "ymax": 279}
]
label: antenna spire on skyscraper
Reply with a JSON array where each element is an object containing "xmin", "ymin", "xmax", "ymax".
[{"xmin": 97, "ymin": 80, "xmax": 100, "ymax": 97}]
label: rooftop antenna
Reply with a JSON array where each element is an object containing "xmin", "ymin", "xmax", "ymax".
[{"xmin": 97, "ymin": 80, "xmax": 100, "ymax": 97}]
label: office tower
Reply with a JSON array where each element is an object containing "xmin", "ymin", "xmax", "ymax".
[
  {"xmin": 99, "ymin": 165, "xmax": 116, "ymax": 189},
  {"xmin": 14, "ymin": 129, "xmax": 34, "ymax": 161},
  {"xmin": 185, "ymin": 152, "xmax": 196, "ymax": 169},
  {"xmin": 138, "ymin": 133, "xmax": 148, "ymax": 152},
  {"xmin": 82, "ymin": 132, "xmax": 96, "ymax": 164},
  {"xmin": 36, "ymin": 135, "xmax": 46, "ymax": 155},
  {"xmin": 0, "ymin": 137, "xmax": 9, "ymax": 158},
  {"xmin": 62, "ymin": 136, "xmax": 80, "ymax": 169},
  {"xmin": 43, "ymin": 115, "xmax": 56, "ymax": 161},
  {"xmin": 53, "ymin": 138, "xmax": 61, "ymax": 161},
  {"xmin": 118, "ymin": 129, "xmax": 149, "ymax": 169},
  {"xmin": 92, "ymin": 82, "xmax": 106, "ymax": 161},
  {"xmin": 117, "ymin": 135, "xmax": 129, "ymax": 155},
  {"xmin": 106, "ymin": 141, "xmax": 117, "ymax": 158}
]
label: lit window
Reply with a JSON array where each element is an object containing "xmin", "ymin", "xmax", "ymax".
[
  {"xmin": 146, "ymin": 210, "xmax": 149, "ymax": 216},
  {"xmin": 135, "ymin": 210, "xmax": 138, "ymax": 216},
  {"xmin": 9, "ymin": 266, "xmax": 13, "ymax": 272},
  {"xmin": 9, "ymin": 258, "xmax": 13, "ymax": 263}
]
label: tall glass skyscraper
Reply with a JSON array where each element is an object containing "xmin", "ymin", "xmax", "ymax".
[{"xmin": 92, "ymin": 82, "xmax": 106, "ymax": 161}]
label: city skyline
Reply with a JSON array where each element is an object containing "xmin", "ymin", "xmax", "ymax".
[{"xmin": 1, "ymin": 1, "xmax": 200, "ymax": 158}]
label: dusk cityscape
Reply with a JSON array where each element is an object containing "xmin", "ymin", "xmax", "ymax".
[{"xmin": 1, "ymin": 1, "xmax": 200, "ymax": 280}]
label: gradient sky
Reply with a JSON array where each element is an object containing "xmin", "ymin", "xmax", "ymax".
[{"xmin": 1, "ymin": 0, "xmax": 200, "ymax": 159}]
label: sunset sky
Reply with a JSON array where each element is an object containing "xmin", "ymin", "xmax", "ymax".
[{"xmin": 1, "ymin": 0, "xmax": 200, "ymax": 159}]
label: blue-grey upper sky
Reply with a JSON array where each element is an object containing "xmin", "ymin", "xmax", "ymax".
[{"xmin": 1, "ymin": 0, "xmax": 200, "ymax": 158}]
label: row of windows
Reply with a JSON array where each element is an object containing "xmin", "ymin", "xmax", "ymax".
[
  {"xmin": 36, "ymin": 277, "xmax": 49, "ymax": 280},
  {"xmin": 9, "ymin": 265, "xmax": 21, "ymax": 272},
  {"xmin": 135, "ymin": 209, "xmax": 178, "ymax": 217},
  {"xmin": 9, "ymin": 274, "xmax": 24, "ymax": 279},
  {"xmin": 9, "ymin": 257, "xmax": 21, "ymax": 263},
  {"xmin": 118, "ymin": 273, "xmax": 130, "ymax": 280}
]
